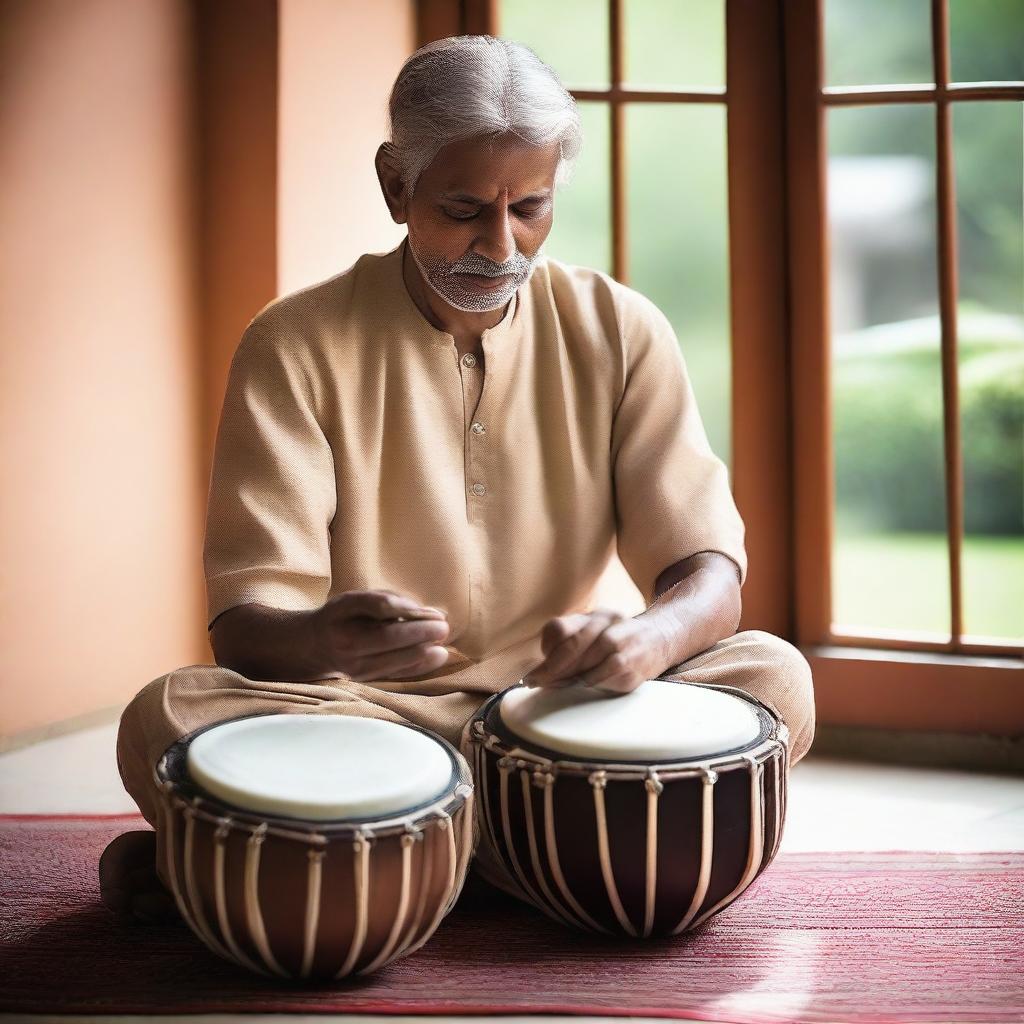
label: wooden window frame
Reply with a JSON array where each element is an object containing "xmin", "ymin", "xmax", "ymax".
[
  {"xmin": 783, "ymin": 0, "xmax": 1023, "ymax": 735},
  {"xmin": 417, "ymin": 0, "xmax": 1024, "ymax": 735}
]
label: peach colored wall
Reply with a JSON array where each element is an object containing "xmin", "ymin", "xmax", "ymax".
[
  {"xmin": 0, "ymin": 0, "xmax": 421, "ymax": 742},
  {"xmin": 278, "ymin": 0, "xmax": 414, "ymax": 293},
  {"xmin": 0, "ymin": 0, "xmax": 206, "ymax": 738}
]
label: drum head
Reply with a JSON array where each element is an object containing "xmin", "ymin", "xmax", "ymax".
[
  {"xmin": 497, "ymin": 678, "xmax": 765, "ymax": 761},
  {"xmin": 183, "ymin": 714, "xmax": 455, "ymax": 821}
]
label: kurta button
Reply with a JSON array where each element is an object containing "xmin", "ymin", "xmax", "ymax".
[
  {"xmin": 471, "ymin": 482, "xmax": 486, "ymax": 496},
  {"xmin": 462, "ymin": 353, "xmax": 477, "ymax": 367},
  {"xmin": 471, "ymin": 421, "xmax": 485, "ymax": 434}
]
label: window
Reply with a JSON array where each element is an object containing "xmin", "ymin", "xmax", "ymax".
[{"xmin": 418, "ymin": 0, "xmax": 1024, "ymax": 734}]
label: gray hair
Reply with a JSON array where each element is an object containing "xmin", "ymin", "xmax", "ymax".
[{"xmin": 383, "ymin": 34, "xmax": 583, "ymax": 200}]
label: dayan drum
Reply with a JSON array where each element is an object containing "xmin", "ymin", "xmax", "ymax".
[
  {"xmin": 154, "ymin": 713, "xmax": 475, "ymax": 980},
  {"xmin": 465, "ymin": 678, "xmax": 789, "ymax": 938}
]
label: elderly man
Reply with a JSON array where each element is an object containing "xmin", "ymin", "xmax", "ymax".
[{"xmin": 101, "ymin": 34, "xmax": 814, "ymax": 923}]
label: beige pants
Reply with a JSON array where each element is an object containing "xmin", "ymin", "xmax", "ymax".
[{"xmin": 116, "ymin": 629, "xmax": 815, "ymax": 900}]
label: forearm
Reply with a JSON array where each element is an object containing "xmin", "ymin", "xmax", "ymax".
[
  {"xmin": 210, "ymin": 603, "xmax": 336, "ymax": 683},
  {"xmin": 636, "ymin": 552, "xmax": 743, "ymax": 671}
]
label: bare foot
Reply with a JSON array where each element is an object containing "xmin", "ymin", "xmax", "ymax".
[{"xmin": 99, "ymin": 829, "xmax": 181, "ymax": 924}]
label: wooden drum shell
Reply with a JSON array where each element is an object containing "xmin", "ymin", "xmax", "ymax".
[
  {"xmin": 153, "ymin": 715, "xmax": 475, "ymax": 981},
  {"xmin": 466, "ymin": 682, "xmax": 789, "ymax": 938}
]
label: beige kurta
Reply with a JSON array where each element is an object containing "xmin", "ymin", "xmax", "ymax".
[
  {"xmin": 203, "ymin": 236, "xmax": 747, "ymax": 674},
  {"xmin": 116, "ymin": 237, "xmax": 815, "ymax": 903}
]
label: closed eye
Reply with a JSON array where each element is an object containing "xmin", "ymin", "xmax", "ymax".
[{"xmin": 442, "ymin": 204, "xmax": 547, "ymax": 221}]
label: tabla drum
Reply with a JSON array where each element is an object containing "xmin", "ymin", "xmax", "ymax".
[
  {"xmin": 465, "ymin": 678, "xmax": 789, "ymax": 937},
  {"xmin": 153, "ymin": 713, "xmax": 475, "ymax": 980}
]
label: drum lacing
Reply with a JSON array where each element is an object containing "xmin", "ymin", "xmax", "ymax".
[
  {"xmin": 683, "ymin": 752, "xmax": 767, "ymax": 933},
  {"xmin": 586, "ymin": 769, "xmax": 638, "ymax": 936},
  {"xmin": 214, "ymin": 815, "xmax": 233, "ymax": 841},
  {"xmin": 644, "ymin": 769, "xmax": 664, "ymax": 795},
  {"xmin": 247, "ymin": 821, "xmax": 269, "ymax": 847},
  {"xmin": 531, "ymin": 768, "xmax": 555, "ymax": 788},
  {"xmin": 176, "ymin": 798, "xmax": 244, "ymax": 971}
]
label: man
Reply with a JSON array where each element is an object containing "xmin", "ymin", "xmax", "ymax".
[{"xmin": 101, "ymin": 34, "xmax": 815, "ymax": 922}]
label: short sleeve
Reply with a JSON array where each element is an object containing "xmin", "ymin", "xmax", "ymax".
[
  {"xmin": 611, "ymin": 291, "xmax": 747, "ymax": 606},
  {"xmin": 203, "ymin": 313, "xmax": 337, "ymax": 631}
]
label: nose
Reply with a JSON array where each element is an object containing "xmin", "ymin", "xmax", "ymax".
[{"xmin": 472, "ymin": 204, "xmax": 516, "ymax": 268}]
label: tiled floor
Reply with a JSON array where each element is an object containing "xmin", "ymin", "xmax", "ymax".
[{"xmin": 2, "ymin": 715, "xmax": 1022, "ymax": 1024}]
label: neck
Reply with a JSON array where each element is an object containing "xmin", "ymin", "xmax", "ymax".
[{"xmin": 401, "ymin": 238, "xmax": 510, "ymax": 338}]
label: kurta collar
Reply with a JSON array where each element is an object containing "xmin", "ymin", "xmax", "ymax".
[{"xmin": 389, "ymin": 236, "xmax": 526, "ymax": 349}]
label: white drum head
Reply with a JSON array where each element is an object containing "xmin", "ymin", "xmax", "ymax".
[
  {"xmin": 498, "ymin": 678, "xmax": 763, "ymax": 761},
  {"xmin": 185, "ymin": 714, "xmax": 454, "ymax": 821}
]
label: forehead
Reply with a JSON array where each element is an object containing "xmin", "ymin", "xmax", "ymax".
[{"xmin": 421, "ymin": 134, "xmax": 561, "ymax": 195}]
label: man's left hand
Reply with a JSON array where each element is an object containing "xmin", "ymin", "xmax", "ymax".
[{"xmin": 522, "ymin": 609, "xmax": 671, "ymax": 695}]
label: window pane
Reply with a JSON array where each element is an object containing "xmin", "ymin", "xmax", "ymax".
[
  {"xmin": 626, "ymin": 104, "xmax": 732, "ymax": 468},
  {"xmin": 827, "ymin": 104, "xmax": 951, "ymax": 638},
  {"xmin": 824, "ymin": 0, "xmax": 933, "ymax": 88},
  {"xmin": 623, "ymin": 0, "xmax": 724, "ymax": 90},
  {"xmin": 950, "ymin": 0, "xmax": 1024, "ymax": 83},
  {"xmin": 541, "ymin": 102, "xmax": 611, "ymax": 274},
  {"xmin": 499, "ymin": 0, "xmax": 609, "ymax": 89},
  {"xmin": 953, "ymin": 101, "xmax": 1024, "ymax": 642}
]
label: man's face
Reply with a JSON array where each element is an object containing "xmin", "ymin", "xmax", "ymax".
[{"xmin": 400, "ymin": 134, "xmax": 561, "ymax": 313}]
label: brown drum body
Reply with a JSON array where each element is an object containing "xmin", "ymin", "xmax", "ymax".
[
  {"xmin": 153, "ymin": 715, "xmax": 475, "ymax": 981},
  {"xmin": 466, "ymin": 682, "xmax": 789, "ymax": 938}
]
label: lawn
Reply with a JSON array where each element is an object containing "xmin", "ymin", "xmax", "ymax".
[{"xmin": 833, "ymin": 530, "xmax": 1024, "ymax": 640}]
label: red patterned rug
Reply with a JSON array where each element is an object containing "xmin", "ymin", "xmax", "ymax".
[{"xmin": 1, "ymin": 813, "xmax": 1022, "ymax": 1022}]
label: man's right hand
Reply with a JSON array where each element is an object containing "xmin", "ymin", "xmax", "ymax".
[{"xmin": 306, "ymin": 589, "xmax": 451, "ymax": 682}]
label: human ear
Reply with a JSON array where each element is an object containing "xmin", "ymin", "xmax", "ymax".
[{"xmin": 374, "ymin": 143, "xmax": 409, "ymax": 225}]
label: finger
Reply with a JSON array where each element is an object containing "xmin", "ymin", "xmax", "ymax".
[
  {"xmin": 527, "ymin": 615, "xmax": 604, "ymax": 686},
  {"xmin": 350, "ymin": 643, "xmax": 450, "ymax": 682},
  {"xmin": 526, "ymin": 613, "xmax": 615, "ymax": 686},
  {"xmin": 574, "ymin": 629, "xmax": 642, "ymax": 693},
  {"xmin": 342, "ymin": 591, "xmax": 446, "ymax": 622},
  {"xmin": 545, "ymin": 618, "xmax": 638, "ymax": 693},
  {"xmin": 521, "ymin": 616, "xmax": 585, "ymax": 688},
  {"xmin": 350, "ymin": 616, "xmax": 450, "ymax": 657},
  {"xmin": 377, "ymin": 590, "xmax": 448, "ymax": 620},
  {"xmin": 538, "ymin": 613, "xmax": 590, "ymax": 657},
  {"xmin": 371, "ymin": 590, "xmax": 447, "ymax": 620},
  {"xmin": 575, "ymin": 655, "xmax": 633, "ymax": 694}
]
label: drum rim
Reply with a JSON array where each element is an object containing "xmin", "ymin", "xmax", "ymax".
[
  {"xmin": 473, "ymin": 680, "xmax": 784, "ymax": 773},
  {"xmin": 154, "ymin": 711, "xmax": 471, "ymax": 838}
]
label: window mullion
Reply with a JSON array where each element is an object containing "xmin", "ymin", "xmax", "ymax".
[
  {"xmin": 785, "ymin": 0, "xmax": 833, "ymax": 645},
  {"xmin": 931, "ymin": 0, "xmax": 966, "ymax": 645},
  {"xmin": 609, "ymin": 0, "xmax": 628, "ymax": 284}
]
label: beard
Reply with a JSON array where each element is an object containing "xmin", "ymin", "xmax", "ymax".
[{"xmin": 406, "ymin": 233, "xmax": 544, "ymax": 312}]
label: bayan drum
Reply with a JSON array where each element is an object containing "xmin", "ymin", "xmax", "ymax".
[
  {"xmin": 154, "ymin": 713, "xmax": 475, "ymax": 980},
  {"xmin": 465, "ymin": 678, "xmax": 789, "ymax": 937}
]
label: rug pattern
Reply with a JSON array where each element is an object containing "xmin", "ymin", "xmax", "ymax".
[{"xmin": 1, "ymin": 813, "xmax": 1022, "ymax": 1023}]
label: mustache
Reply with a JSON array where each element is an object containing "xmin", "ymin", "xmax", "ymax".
[{"xmin": 448, "ymin": 253, "xmax": 530, "ymax": 278}]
